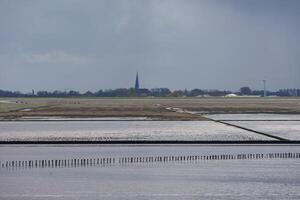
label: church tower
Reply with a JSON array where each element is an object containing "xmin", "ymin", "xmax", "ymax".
[{"xmin": 135, "ymin": 72, "xmax": 139, "ymax": 90}]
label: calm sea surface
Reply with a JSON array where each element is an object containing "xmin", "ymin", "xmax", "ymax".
[{"xmin": 0, "ymin": 145, "xmax": 300, "ymax": 200}]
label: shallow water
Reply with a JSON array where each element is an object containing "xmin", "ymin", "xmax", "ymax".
[
  {"xmin": 0, "ymin": 145, "xmax": 300, "ymax": 200},
  {"xmin": 1, "ymin": 114, "xmax": 300, "ymax": 199},
  {"xmin": 0, "ymin": 121, "xmax": 272, "ymax": 141},
  {"xmin": 203, "ymin": 114, "xmax": 300, "ymax": 140},
  {"xmin": 231, "ymin": 121, "xmax": 300, "ymax": 140},
  {"xmin": 205, "ymin": 114, "xmax": 300, "ymax": 121}
]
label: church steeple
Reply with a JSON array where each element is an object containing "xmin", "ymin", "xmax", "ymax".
[{"xmin": 135, "ymin": 72, "xmax": 139, "ymax": 90}]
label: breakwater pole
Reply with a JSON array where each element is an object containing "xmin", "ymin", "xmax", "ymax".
[{"xmin": 1, "ymin": 152, "xmax": 300, "ymax": 170}]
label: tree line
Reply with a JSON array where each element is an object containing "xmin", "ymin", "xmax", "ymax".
[{"xmin": 0, "ymin": 87, "xmax": 299, "ymax": 97}]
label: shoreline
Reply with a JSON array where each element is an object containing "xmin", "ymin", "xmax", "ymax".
[{"xmin": 1, "ymin": 140, "xmax": 300, "ymax": 145}]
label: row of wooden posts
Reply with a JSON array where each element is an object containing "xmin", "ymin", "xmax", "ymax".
[{"xmin": 1, "ymin": 152, "xmax": 299, "ymax": 169}]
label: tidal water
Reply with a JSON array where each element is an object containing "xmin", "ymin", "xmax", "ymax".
[
  {"xmin": 0, "ymin": 145, "xmax": 300, "ymax": 200},
  {"xmin": 1, "ymin": 114, "xmax": 300, "ymax": 199},
  {"xmin": 0, "ymin": 121, "xmax": 272, "ymax": 141}
]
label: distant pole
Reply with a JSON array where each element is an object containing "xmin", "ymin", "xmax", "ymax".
[{"xmin": 263, "ymin": 80, "xmax": 266, "ymax": 97}]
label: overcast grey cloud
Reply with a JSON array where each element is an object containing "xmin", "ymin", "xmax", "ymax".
[{"xmin": 0, "ymin": 0, "xmax": 299, "ymax": 92}]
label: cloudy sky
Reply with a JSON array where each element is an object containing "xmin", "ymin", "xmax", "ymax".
[{"xmin": 0, "ymin": 0, "xmax": 299, "ymax": 92}]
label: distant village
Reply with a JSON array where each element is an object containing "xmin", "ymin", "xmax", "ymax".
[{"xmin": 0, "ymin": 73, "xmax": 299, "ymax": 98}]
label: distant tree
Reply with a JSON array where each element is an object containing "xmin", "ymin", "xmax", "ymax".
[
  {"xmin": 2, "ymin": 87, "xmax": 299, "ymax": 98},
  {"xmin": 171, "ymin": 90, "xmax": 185, "ymax": 97},
  {"xmin": 190, "ymin": 88, "xmax": 204, "ymax": 97},
  {"xmin": 128, "ymin": 88, "xmax": 137, "ymax": 97},
  {"xmin": 113, "ymin": 88, "xmax": 131, "ymax": 97},
  {"xmin": 150, "ymin": 88, "xmax": 171, "ymax": 97},
  {"xmin": 207, "ymin": 90, "xmax": 229, "ymax": 96},
  {"xmin": 53, "ymin": 90, "xmax": 67, "ymax": 97},
  {"xmin": 68, "ymin": 90, "xmax": 80, "ymax": 97},
  {"xmin": 184, "ymin": 89, "xmax": 189, "ymax": 96},
  {"xmin": 84, "ymin": 91, "xmax": 94, "ymax": 97},
  {"xmin": 95, "ymin": 90, "xmax": 104, "ymax": 97},
  {"xmin": 252, "ymin": 90, "xmax": 263, "ymax": 96},
  {"xmin": 103, "ymin": 89, "xmax": 113, "ymax": 97},
  {"xmin": 37, "ymin": 91, "xmax": 49, "ymax": 97},
  {"xmin": 240, "ymin": 87, "xmax": 252, "ymax": 95}
]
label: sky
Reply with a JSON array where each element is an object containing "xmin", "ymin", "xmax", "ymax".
[{"xmin": 0, "ymin": 0, "xmax": 299, "ymax": 92}]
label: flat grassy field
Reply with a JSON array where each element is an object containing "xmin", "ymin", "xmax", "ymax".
[{"xmin": 0, "ymin": 97, "xmax": 299, "ymax": 120}]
